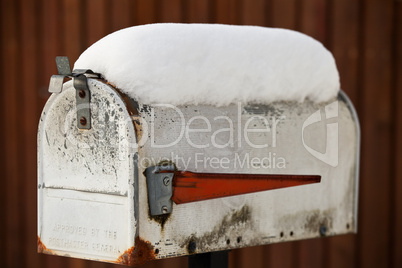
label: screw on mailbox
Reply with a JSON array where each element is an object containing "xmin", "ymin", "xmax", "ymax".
[
  {"xmin": 78, "ymin": 90, "xmax": 86, "ymax": 98},
  {"xmin": 162, "ymin": 206, "xmax": 168, "ymax": 214},
  {"xmin": 163, "ymin": 176, "xmax": 170, "ymax": 186},
  {"xmin": 80, "ymin": 117, "xmax": 87, "ymax": 126}
]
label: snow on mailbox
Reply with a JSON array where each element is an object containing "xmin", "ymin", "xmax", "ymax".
[{"xmin": 38, "ymin": 24, "xmax": 360, "ymax": 266}]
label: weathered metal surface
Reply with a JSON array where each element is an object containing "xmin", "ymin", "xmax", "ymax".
[
  {"xmin": 38, "ymin": 78, "xmax": 359, "ymax": 265},
  {"xmin": 136, "ymin": 91, "xmax": 359, "ymax": 259},
  {"xmin": 55, "ymin": 56, "xmax": 72, "ymax": 75},
  {"xmin": 48, "ymin": 75, "xmax": 66, "ymax": 93}
]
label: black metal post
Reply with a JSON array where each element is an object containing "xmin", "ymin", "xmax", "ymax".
[{"xmin": 188, "ymin": 251, "xmax": 229, "ymax": 268}]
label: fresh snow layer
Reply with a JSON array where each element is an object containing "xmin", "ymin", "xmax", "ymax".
[{"xmin": 74, "ymin": 23, "xmax": 340, "ymax": 106}]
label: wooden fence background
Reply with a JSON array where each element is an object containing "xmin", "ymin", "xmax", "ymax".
[{"xmin": 0, "ymin": 0, "xmax": 401, "ymax": 267}]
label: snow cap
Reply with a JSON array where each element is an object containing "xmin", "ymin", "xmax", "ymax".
[{"xmin": 74, "ymin": 23, "xmax": 340, "ymax": 106}]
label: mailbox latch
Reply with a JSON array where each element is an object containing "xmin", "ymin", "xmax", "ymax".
[
  {"xmin": 48, "ymin": 56, "xmax": 101, "ymax": 129},
  {"xmin": 145, "ymin": 165, "xmax": 175, "ymax": 216}
]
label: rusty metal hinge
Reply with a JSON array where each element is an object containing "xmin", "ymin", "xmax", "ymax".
[{"xmin": 48, "ymin": 56, "xmax": 101, "ymax": 130}]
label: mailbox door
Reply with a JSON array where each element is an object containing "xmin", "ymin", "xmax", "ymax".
[{"xmin": 38, "ymin": 80, "xmax": 138, "ymax": 263}]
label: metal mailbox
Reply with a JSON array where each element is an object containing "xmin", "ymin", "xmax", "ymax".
[{"xmin": 38, "ymin": 58, "xmax": 359, "ymax": 266}]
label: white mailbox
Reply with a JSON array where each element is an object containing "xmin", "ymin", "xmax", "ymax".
[{"xmin": 38, "ymin": 24, "xmax": 360, "ymax": 266}]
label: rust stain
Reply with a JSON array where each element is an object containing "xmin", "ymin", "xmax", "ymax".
[
  {"xmin": 106, "ymin": 80, "xmax": 118, "ymax": 88},
  {"xmin": 132, "ymin": 116, "xmax": 144, "ymax": 145},
  {"xmin": 37, "ymin": 236, "xmax": 53, "ymax": 254},
  {"xmin": 116, "ymin": 236, "xmax": 156, "ymax": 266}
]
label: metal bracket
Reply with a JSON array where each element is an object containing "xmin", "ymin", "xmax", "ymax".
[
  {"xmin": 48, "ymin": 56, "xmax": 101, "ymax": 130},
  {"xmin": 145, "ymin": 165, "xmax": 175, "ymax": 216}
]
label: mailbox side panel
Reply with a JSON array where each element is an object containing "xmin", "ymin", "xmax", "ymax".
[
  {"xmin": 135, "ymin": 95, "xmax": 359, "ymax": 259},
  {"xmin": 38, "ymin": 80, "xmax": 138, "ymax": 263}
]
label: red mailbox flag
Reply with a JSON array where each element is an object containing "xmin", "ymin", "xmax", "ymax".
[{"xmin": 158, "ymin": 170, "xmax": 321, "ymax": 204}]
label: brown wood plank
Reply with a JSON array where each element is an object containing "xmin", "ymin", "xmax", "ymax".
[
  {"xmin": 0, "ymin": 1, "xmax": 9, "ymax": 267},
  {"xmin": 20, "ymin": 0, "xmax": 43, "ymax": 267},
  {"xmin": 214, "ymin": 0, "xmax": 239, "ymax": 24},
  {"xmin": 392, "ymin": 2, "xmax": 402, "ymax": 268},
  {"xmin": 237, "ymin": 246, "xmax": 265, "ymax": 268},
  {"xmin": 297, "ymin": 239, "xmax": 325, "ymax": 268},
  {"xmin": 0, "ymin": 0, "xmax": 5, "ymax": 265},
  {"xmin": 158, "ymin": 0, "xmax": 183, "ymax": 23},
  {"xmin": 331, "ymin": 0, "xmax": 360, "ymax": 103},
  {"xmin": 67, "ymin": 258, "xmax": 88, "ymax": 268},
  {"xmin": 229, "ymin": 249, "xmax": 240, "ymax": 268},
  {"xmin": 358, "ymin": 0, "xmax": 394, "ymax": 268},
  {"xmin": 136, "ymin": 0, "xmax": 157, "ymax": 25},
  {"xmin": 86, "ymin": 0, "xmax": 109, "ymax": 47},
  {"xmin": 1, "ymin": 1, "xmax": 23, "ymax": 267},
  {"xmin": 301, "ymin": 0, "xmax": 327, "ymax": 44},
  {"xmin": 271, "ymin": 0, "xmax": 297, "ymax": 30},
  {"xmin": 110, "ymin": 0, "xmax": 132, "ymax": 32},
  {"xmin": 326, "ymin": 234, "xmax": 357, "ymax": 268},
  {"xmin": 63, "ymin": 0, "xmax": 85, "ymax": 63},
  {"xmin": 44, "ymin": 254, "xmax": 69, "ymax": 268},
  {"xmin": 161, "ymin": 257, "xmax": 187, "ymax": 268},
  {"xmin": 241, "ymin": 0, "xmax": 266, "ymax": 26},
  {"xmin": 266, "ymin": 242, "xmax": 297, "ymax": 268},
  {"xmin": 187, "ymin": 0, "xmax": 211, "ymax": 23},
  {"xmin": 41, "ymin": 0, "xmax": 61, "ymax": 85}
]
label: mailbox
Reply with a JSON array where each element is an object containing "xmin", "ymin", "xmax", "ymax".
[{"xmin": 38, "ymin": 24, "xmax": 360, "ymax": 266}]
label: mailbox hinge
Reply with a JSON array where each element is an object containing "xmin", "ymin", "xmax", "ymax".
[
  {"xmin": 145, "ymin": 165, "xmax": 175, "ymax": 216},
  {"xmin": 48, "ymin": 56, "xmax": 101, "ymax": 130}
]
